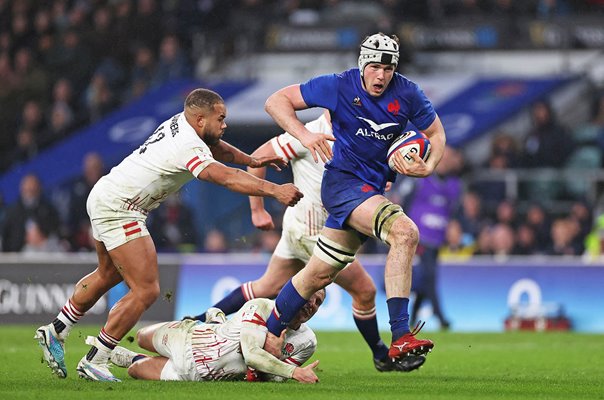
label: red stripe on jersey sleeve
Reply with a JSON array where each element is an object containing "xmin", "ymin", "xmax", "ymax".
[
  {"xmin": 275, "ymin": 136, "xmax": 283, "ymax": 150},
  {"xmin": 286, "ymin": 143, "xmax": 298, "ymax": 158},
  {"xmin": 188, "ymin": 160, "xmax": 203, "ymax": 172},
  {"xmin": 123, "ymin": 221, "xmax": 138, "ymax": 229},
  {"xmin": 275, "ymin": 136, "xmax": 292, "ymax": 160},
  {"xmin": 246, "ymin": 318, "xmax": 266, "ymax": 327},
  {"xmin": 281, "ymin": 145, "xmax": 292, "ymax": 160},
  {"xmin": 253, "ymin": 312, "xmax": 266, "ymax": 323},
  {"xmin": 244, "ymin": 312, "xmax": 267, "ymax": 327},
  {"xmin": 186, "ymin": 156, "xmax": 201, "ymax": 169}
]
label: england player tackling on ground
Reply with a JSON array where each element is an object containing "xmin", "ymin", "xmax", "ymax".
[{"xmin": 108, "ymin": 290, "xmax": 325, "ymax": 383}]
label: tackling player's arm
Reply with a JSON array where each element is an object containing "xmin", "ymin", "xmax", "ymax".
[
  {"xmin": 246, "ymin": 140, "xmax": 280, "ymax": 230},
  {"xmin": 262, "ymin": 329, "xmax": 318, "ymax": 383},
  {"xmin": 209, "ymin": 140, "xmax": 286, "ymax": 170},
  {"xmin": 197, "ymin": 162, "xmax": 302, "ymax": 207},
  {"xmin": 265, "ymin": 84, "xmax": 333, "ymax": 163},
  {"xmin": 240, "ymin": 322, "xmax": 319, "ymax": 384}
]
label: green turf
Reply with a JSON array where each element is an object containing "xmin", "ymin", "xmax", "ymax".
[{"xmin": 1, "ymin": 325, "xmax": 602, "ymax": 400}]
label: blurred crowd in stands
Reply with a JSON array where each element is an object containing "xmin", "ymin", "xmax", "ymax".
[
  {"xmin": 374, "ymin": 0, "xmax": 604, "ymax": 21},
  {"xmin": 2, "ymin": 0, "xmax": 604, "ymax": 169},
  {"xmin": 2, "ymin": 87, "xmax": 603, "ymax": 257},
  {"xmin": 0, "ymin": 0, "xmax": 203, "ymax": 170},
  {"xmin": 1, "ymin": 0, "xmax": 604, "ymax": 257}
]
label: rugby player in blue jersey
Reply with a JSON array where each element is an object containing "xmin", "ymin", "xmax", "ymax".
[{"xmin": 262, "ymin": 33, "xmax": 446, "ymax": 368}]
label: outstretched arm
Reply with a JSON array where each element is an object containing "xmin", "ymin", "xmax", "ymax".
[
  {"xmin": 210, "ymin": 140, "xmax": 286, "ymax": 170},
  {"xmin": 240, "ymin": 325, "xmax": 319, "ymax": 384},
  {"xmin": 265, "ymin": 85, "xmax": 334, "ymax": 163},
  {"xmin": 247, "ymin": 141, "xmax": 280, "ymax": 230},
  {"xmin": 197, "ymin": 162, "xmax": 302, "ymax": 207}
]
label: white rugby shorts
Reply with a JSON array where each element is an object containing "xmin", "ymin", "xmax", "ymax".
[
  {"xmin": 273, "ymin": 229, "xmax": 318, "ymax": 263},
  {"xmin": 151, "ymin": 320, "xmax": 198, "ymax": 381},
  {"xmin": 86, "ymin": 181, "xmax": 150, "ymax": 251}
]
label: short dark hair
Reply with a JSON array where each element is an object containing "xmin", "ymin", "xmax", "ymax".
[{"xmin": 184, "ymin": 88, "xmax": 224, "ymax": 113}]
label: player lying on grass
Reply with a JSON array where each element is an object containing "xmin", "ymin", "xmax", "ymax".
[
  {"xmin": 107, "ymin": 290, "xmax": 325, "ymax": 383},
  {"xmin": 188, "ymin": 110, "xmax": 425, "ymax": 373}
]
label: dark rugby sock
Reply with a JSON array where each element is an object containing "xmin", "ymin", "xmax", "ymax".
[
  {"xmin": 353, "ymin": 307, "xmax": 388, "ymax": 360},
  {"xmin": 387, "ymin": 297, "xmax": 410, "ymax": 341},
  {"xmin": 132, "ymin": 354, "xmax": 147, "ymax": 363},
  {"xmin": 266, "ymin": 280, "xmax": 307, "ymax": 336}
]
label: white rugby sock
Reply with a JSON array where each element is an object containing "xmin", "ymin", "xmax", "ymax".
[
  {"xmin": 86, "ymin": 328, "xmax": 120, "ymax": 364},
  {"xmin": 53, "ymin": 299, "xmax": 84, "ymax": 340}
]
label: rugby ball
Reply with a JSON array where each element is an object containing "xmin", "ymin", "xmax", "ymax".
[{"xmin": 387, "ymin": 131, "xmax": 431, "ymax": 171}]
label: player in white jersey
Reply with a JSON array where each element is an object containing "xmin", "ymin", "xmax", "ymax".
[
  {"xmin": 109, "ymin": 291, "xmax": 325, "ymax": 383},
  {"xmin": 190, "ymin": 111, "xmax": 425, "ymax": 373},
  {"xmin": 35, "ymin": 88, "xmax": 304, "ymax": 382}
]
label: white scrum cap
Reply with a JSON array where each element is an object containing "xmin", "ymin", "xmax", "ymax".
[{"xmin": 358, "ymin": 33, "xmax": 400, "ymax": 77}]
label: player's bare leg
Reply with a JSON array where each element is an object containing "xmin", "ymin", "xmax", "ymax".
[
  {"xmin": 347, "ymin": 195, "xmax": 434, "ymax": 360},
  {"xmin": 104, "ymin": 236, "xmax": 160, "ymax": 337},
  {"xmin": 128, "ymin": 356, "xmax": 168, "ymax": 380},
  {"xmin": 287, "ymin": 259, "xmax": 335, "ymax": 298},
  {"xmin": 35, "ymin": 240, "xmax": 123, "ymax": 379},
  {"xmin": 135, "ymin": 322, "xmax": 166, "ymax": 352},
  {"xmin": 334, "ymin": 260, "xmax": 376, "ymax": 317},
  {"xmin": 72, "ymin": 241, "xmax": 125, "ymax": 310},
  {"xmin": 77, "ymin": 236, "xmax": 160, "ymax": 381},
  {"xmin": 252, "ymin": 255, "xmax": 305, "ymax": 298},
  {"xmin": 291, "ymin": 227, "xmax": 361, "ymax": 298}
]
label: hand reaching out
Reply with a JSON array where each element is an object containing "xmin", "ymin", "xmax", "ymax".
[
  {"xmin": 292, "ymin": 360, "xmax": 320, "ymax": 384},
  {"xmin": 299, "ymin": 132, "xmax": 335, "ymax": 163},
  {"xmin": 249, "ymin": 155, "xmax": 287, "ymax": 171}
]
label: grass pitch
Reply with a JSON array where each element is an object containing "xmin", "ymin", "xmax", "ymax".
[{"xmin": 1, "ymin": 325, "xmax": 602, "ymax": 400}]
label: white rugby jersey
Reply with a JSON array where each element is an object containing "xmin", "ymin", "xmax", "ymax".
[
  {"xmin": 190, "ymin": 298, "xmax": 316, "ymax": 381},
  {"xmin": 99, "ymin": 113, "xmax": 215, "ymax": 213},
  {"xmin": 270, "ymin": 114, "xmax": 332, "ymax": 237}
]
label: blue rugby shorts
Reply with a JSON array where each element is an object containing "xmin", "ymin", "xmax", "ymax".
[{"xmin": 321, "ymin": 168, "xmax": 383, "ymax": 240}]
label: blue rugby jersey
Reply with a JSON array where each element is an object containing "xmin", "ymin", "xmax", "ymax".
[{"xmin": 300, "ymin": 68, "xmax": 436, "ymax": 191}]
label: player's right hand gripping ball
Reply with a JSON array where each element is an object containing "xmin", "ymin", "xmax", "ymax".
[{"xmin": 387, "ymin": 130, "xmax": 431, "ymax": 171}]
